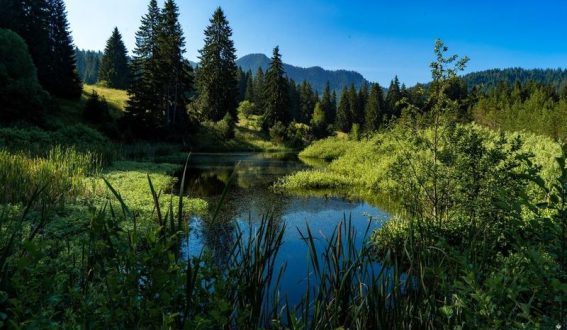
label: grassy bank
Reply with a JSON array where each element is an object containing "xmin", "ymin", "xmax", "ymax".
[{"xmin": 277, "ymin": 123, "xmax": 567, "ymax": 327}]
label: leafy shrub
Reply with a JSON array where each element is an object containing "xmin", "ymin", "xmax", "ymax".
[
  {"xmin": 237, "ymin": 100, "xmax": 257, "ymax": 118},
  {"xmin": 269, "ymin": 121, "xmax": 287, "ymax": 144},
  {"xmin": 84, "ymin": 90, "xmax": 111, "ymax": 123},
  {"xmin": 0, "ymin": 28, "xmax": 50, "ymax": 124}
]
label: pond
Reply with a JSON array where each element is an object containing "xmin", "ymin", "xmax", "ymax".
[{"xmin": 179, "ymin": 152, "xmax": 389, "ymax": 306}]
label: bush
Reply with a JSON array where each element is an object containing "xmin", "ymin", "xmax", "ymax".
[
  {"xmin": 0, "ymin": 28, "xmax": 50, "ymax": 124},
  {"xmin": 218, "ymin": 112, "xmax": 236, "ymax": 139},
  {"xmin": 269, "ymin": 121, "xmax": 287, "ymax": 144},
  {"xmin": 84, "ymin": 90, "xmax": 111, "ymax": 123},
  {"xmin": 237, "ymin": 100, "xmax": 257, "ymax": 118},
  {"xmin": 349, "ymin": 123, "xmax": 361, "ymax": 141}
]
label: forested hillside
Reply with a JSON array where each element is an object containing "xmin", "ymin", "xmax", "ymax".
[{"xmin": 463, "ymin": 68, "xmax": 567, "ymax": 91}]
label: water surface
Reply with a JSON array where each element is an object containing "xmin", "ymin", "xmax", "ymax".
[{"xmin": 179, "ymin": 152, "xmax": 388, "ymax": 306}]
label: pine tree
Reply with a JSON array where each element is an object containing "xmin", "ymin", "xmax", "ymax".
[
  {"xmin": 348, "ymin": 84, "xmax": 362, "ymax": 126},
  {"xmin": 99, "ymin": 27, "xmax": 130, "ymax": 89},
  {"xmin": 156, "ymin": 0, "xmax": 193, "ymax": 129},
  {"xmin": 288, "ymin": 79, "xmax": 300, "ymax": 121},
  {"xmin": 244, "ymin": 70, "xmax": 255, "ymax": 101},
  {"xmin": 126, "ymin": 0, "xmax": 162, "ymax": 134},
  {"xmin": 254, "ymin": 67, "xmax": 266, "ymax": 112},
  {"xmin": 299, "ymin": 80, "xmax": 316, "ymax": 124},
  {"xmin": 197, "ymin": 7, "xmax": 239, "ymax": 121},
  {"xmin": 45, "ymin": 0, "xmax": 82, "ymax": 98},
  {"xmin": 262, "ymin": 46, "xmax": 290, "ymax": 131},
  {"xmin": 335, "ymin": 87, "xmax": 351, "ymax": 132},
  {"xmin": 237, "ymin": 67, "xmax": 247, "ymax": 101},
  {"xmin": 364, "ymin": 83, "xmax": 385, "ymax": 132},
  {"xmin": 356, "ymin": 83, "xmax": 369, "ymax": 125},
  {"xmin": 320, "ymin": 82, "xmax": 335, "ymax": 124},
  {"xmin": 385, "ymin": 76, "xmax": 402, "ymax": 118}
]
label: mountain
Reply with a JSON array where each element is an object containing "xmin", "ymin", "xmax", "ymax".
[
  {"xmin": 236, "ymin": 53, "xmax": 369, "ymax": 94},
  {"xmin": 462, "ymin": 68, "xmax": 567, "ymax": 91}
]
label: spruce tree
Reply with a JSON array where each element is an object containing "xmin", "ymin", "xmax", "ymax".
[
  {"xmin": 299, "ymin": 80, "xmax": 316, "ymax": 124},
  {"xmin": 244, "ymin": 70, "xmax": 255, "ymax": 101},
  {"xmin": 99, "ymin": 27, "xmax": 130, "ymax": 89},
  {"xmin": 288, "ymin": 79, "xmax": 301, "ymax": 121},
  {"xmin": 197, "ymin": 7, "xmax": 239, "ymax": 121},
  {"xmin": 335, "ymin": 87, "xmax": 351, "ymax": 132},
  {"xmin": 156, "ymin": 0, "xmax": 193, "ymax": 128},
  {"xmin": 348, "ymin": 84, "xmax": 362, "ymax": 126},
  {"xmin": 364, "ymin": 83, "xmax": 385, "ymax": 132},
  {"xmin": 356, "ymin": 83, "xmax": 368, "ymax": 125},
  {"xmin": 262, "ymin": 46, "xmax": 290, "ymax": 131},
  {"xmin": 126, "ymin": 0, "xmax": 162, "ymax": 134},
  {"xmin": 254, "ymin": 67, "xmax": 266, "ymax": 112},
  {"xmin": 237, "ymin": 67, "xmax": 247, "ymax": 101},
  {"xmin": 385, "ymin": 76, "xmax": 402, "ymax": 118},
  {"xmin": 45, "ymin": 0, "xmax": 82, "ymax": 98},
  {"xmin": 320, "ymin": 82, "xmax": 335, "ymax": 124}
]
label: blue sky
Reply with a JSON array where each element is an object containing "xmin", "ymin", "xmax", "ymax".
[{"xmin": 66, "ymin": 0, "xmax": 567, "ymax": 86}]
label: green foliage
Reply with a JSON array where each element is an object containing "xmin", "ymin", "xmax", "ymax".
[
  {"xmin": 196, "ymin": 7, "xmax": 239, "ymax": 121},
  {"xmin": 75, "ymin": 48, "xmax": 102, "ymax": 84},
  {"xmin": 298, "ymin": 136, "xmax": 357, "ymax": 160},
  {"xmin": 0, "ymin": 146, "xmax": 99, "ymax": 205},
  {"xmin": 349, "ymin": 123, "xmax": 361, "ymax": 141},
  {"xmin": 310, "ymin": 102, "xmax": 328, "ymax": 138},
  {"xmin": 98, "ymin": 27, "xmax": 130, "ymax": 89},
  {"xmin": 262, "ymin": 47, "xmax": 290, "ymax": 131},
  {"xmin": 0, "ymin": 28, "xmax": 50, "ymax": 124},
  {"xmin": 83, "ymin": 90, "xmax": 111, "ymax": 123},
  {"xmin": 237, "ymin": 100, "xmax": 256, "ymax": 118},
  {"xmin": 126, "ymin": 0, "xmax": 192, "ymax": 139},
  {"xmin": 218, "ymin": 112, "xmax": 236, "ymax": 139},
  {"xmin": 269, "ymin": 121, "xmax": 287, "ymax": 144}
]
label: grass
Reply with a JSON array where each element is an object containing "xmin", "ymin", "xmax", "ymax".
[
  {"xmin": 190, "ymin": 114, "xmax": 293, "ymax": 152},
  {"xmin": 83, "ymin": 84, "xmax": 129, "ymax": 114},
  {"xmin": 278, "ymin": 123, "xmax": 562, "ymax": 201},
  {"xmin": 92, "ymin": 160, "xmax": 208, "ymax": 217}
]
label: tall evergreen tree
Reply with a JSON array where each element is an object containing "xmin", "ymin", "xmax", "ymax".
[
  {"xmin": 156, "ymin": 0, "xmax": 193, "ymax": 128},
  {"xmin": 288, "ymin": 79, "xmax": 300, "ymax": 121},
  {"xmin": 262, "ymin": 46, "xmax": 290, "ymax": 131},
  {"xmin": 320, "ymin": 82, "xmax": 336, "ymax": 124},
  {"xmin": 197, "ymin": 7, "xmax": 238, "ymax": 121},
  {"xmin": 237, "ymin": 67, "xmax": 247, "ymax": 101},
  {"xmin": 253, "ymin": 67, "xmax": 265, "ymax": 112},
  {"xmin": 244, "ymin": 70, "xmax": 255, "ymax": 101},
  {"xmin": 126, "ymin": 0, "xmax": 162, "ymax": 134},
  {"xmin": 335, "ymin": 87, "xmax": 351, "ymax": 132},
  {"xmin": 99, "ymin": 27, "xmax": 130, "ymax": 89},
  {"xmin": 299, "ymin": 80, "xmax": 316, "ymax": 124},
  {"xmin": 364, "ymin": 83, "xmax": 385, "ymax": 132},
  {"xmin": 385, "ymin": 76, "xmax": 402, "ymax": 118},
  {"xmin": 356, "ymin": 83, "xmax": 369, "ymax": 125},
  {"xmin": 311, "ymin": 102, "xmax": 327, "ymax": 138},
  {"xmin": 348, "ymin": 84, "xmax": 363, "ymax": 126},
  {"xmin": 44, "ymin": 0, "xmax": 82, "ymax": 98}
]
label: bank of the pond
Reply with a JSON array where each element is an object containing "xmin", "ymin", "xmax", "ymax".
[{"xmin": 277, "ymin": 123, "xmax": 562, "ymax": 203}]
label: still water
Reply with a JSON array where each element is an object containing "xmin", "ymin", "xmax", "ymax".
[{"xmin": 179, "ymin": 152, "xmax": 388, "ymax": 306}]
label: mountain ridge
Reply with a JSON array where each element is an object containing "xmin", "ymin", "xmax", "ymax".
[{"xmin": 236, "ymin": 53, "xmax": 369, "ymax": 94}]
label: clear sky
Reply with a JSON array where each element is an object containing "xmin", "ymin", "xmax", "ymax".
[{"xmin": 66, "ymin": 0, "xmax": 567, "ymax": 86}]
